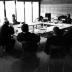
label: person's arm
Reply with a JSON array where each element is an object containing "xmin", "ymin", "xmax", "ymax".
[
  {"xmin": 44, "ymin": 38, "xmax": 51, "ymax": 54},
  {"xmin": 33, "ymin": 34, "xmax": 40, "ymax": 43},
  {"xmin": 9, "ymin": 26, "xmax": 14, "ymax": 35},
  {"xmin": 17, "ymin": 33, "xmax": 22, "ymax": 42}
]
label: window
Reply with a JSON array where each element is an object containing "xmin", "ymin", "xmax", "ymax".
[
  {"xmin": 16, "ymin": 1, "xmax": 24, "ymax": 22},
  {"xmin": 5, "ymin": 1, "xmax": 39, "ymax": 25},
  {"xmin": 5, "ymin": 1, "xmax": 15, "ymax": 23},
  {"xmin": 33, "ymin": 2, "xmax": 39, "ymax": 22},
  {"xmin": 0, "ymin": 1, "xmax": 4, "ymax": 25},
  {"xmin": 25, "ymin": 2, "xmax": 32, "ymax": 24}
]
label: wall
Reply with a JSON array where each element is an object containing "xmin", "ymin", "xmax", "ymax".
[{"xmin": 41, "ymin": 0, "xmax": 72, "ymax": 19}]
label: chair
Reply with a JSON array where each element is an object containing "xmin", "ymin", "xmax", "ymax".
[
  {"xmin": 0, "ymin": 45, "xmax": 6, "ymax": 57},
  {"xmin": 45, "ymin": 36, "xmax": 67, "ymax": 58},
  {"xmin": 49, "ymin": 44, "xmax": 66, "ymax": 58},
  {"xmin": 22, "ymin": 41, "xmax": 38, "ymax": 57}
]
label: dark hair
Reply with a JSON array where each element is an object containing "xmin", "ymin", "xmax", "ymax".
[
  {"xmin": 12, "ymin": 14, "xmax": 15, "ymax": 17},
  {"xmin": 4, "ymin": 21, "xmax": 9, "ymax": 25},
  {"xmin": 21, "ymin": 24, "xmax": 28, "ymax": 32},
  {"xmin": 53, "ymin": 27, "xmax": 60, "ymax": 35}
]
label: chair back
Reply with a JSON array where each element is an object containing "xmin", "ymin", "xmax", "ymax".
[{"xmin": 22, "ymin": 41, "xmax": 37, "ymax": 53}]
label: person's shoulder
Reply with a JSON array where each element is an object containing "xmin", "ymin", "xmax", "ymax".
[
  {"xmin": 26, "ymin": 32, "xmax": 36, "ymax": 36},
  {"xmin": 1, "ymin": 24, "xmax": 8, "ymax": 31},
  {"xmin": 1, "ymin": 24, "xmax": 7, "ymax": 28},
  {"xmin": 31, "ymin": 33, "xmax": 39, "ymax": 36},
  {"xmin": 27, "ymin": 32, "xmax": 32, "ymax": 34},
  {"xmin": 9, "ymin": 26, "xmax": 14, "ymax": 31},
  {"xmin": 9, "ymin": 25, "xmax": 14, "ymax": 28},
  {"xmin": 29, "ymin": 32, "xmax": 36, "ymax": 35},
  {"xmin": 47, "ymin": 35, "xmax": 55, "ymax": 40},
  {"xmin": 18, "ymin": 32, "xmax": 23, "ymax": 36},
  {"xmin": 47, "ymin": 36, "xmax": 57, "ymax": 44}
]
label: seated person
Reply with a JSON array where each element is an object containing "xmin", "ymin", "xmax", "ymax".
[
  {"xmin": 12, "ymin": 14, "xmax": 20, "ymax": 25},
  {"xmin": 64, "ymin": 28, "xmax": 72, "ymax": 39},
  {"xmin": 17, "ymin": 24, "xmax": 40, "ymax": 53},
  {"xmin": 38, "ymin": 16, "xmax": 43, "ymax": 21},
  {"xmin": 44, "ymin": 27, "xmax": 69, "ymax": 56},
  {"xmin": 0, "ymin": 21, "xmax": 15, "ymax": 54},
  {"xmin": 63, "ymin": 28, "xmax": 72, "ymax": 50},
  {"xmin": 66, "ymin": 14, "xmax": 72, "ymax": 24}
]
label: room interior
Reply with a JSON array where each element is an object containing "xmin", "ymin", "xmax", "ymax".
[{"xmin": 0, "ymin": 0, "xmax": 72, "ymax": 72}]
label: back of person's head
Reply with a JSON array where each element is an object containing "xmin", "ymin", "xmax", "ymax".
[
  {"xmin": 53, "ymin": 27, "xmax": 60, "ymax": 36},
  {"xmin": 12, "ymin": 14, "xmax": 15, "ymax": 18},
  {"xmin": 4, "ymin": 17, "xmax": 8, "ymax": 22},
  {"xmin": 4, "ymin": 21, "xmax": 9, "ymax": 26},
  {"xmin": 21, "ymin": 24, "xmax": 28, "ymax": 32}
]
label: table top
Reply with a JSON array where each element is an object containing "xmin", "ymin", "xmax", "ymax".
[{"xmin": 13, "ymin": 22, "xmax": 72, "ymax": 34}]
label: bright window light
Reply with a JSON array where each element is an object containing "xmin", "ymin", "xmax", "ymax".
[
  {"xmin": 33, "ymin": 2, "xmax": 39, "ymax": 22},
  {"xmin": 25, "ymin": 2, "xmax": 32, "ymax": 25},
  {"xmin": 0, "ymin": 1, "xmax": 4, "ymax": 25},
  {"xmin": 16, "ymin": 1, "xmax": 24, "ymax": 22},
  {"xmin": 5, "ymin": 1, "xmax": 15, "ymax": 23}
]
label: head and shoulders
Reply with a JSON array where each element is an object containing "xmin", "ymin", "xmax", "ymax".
[
  {"xmin": 18, "ymin": 23, "xmax": 30, "ymax": 36},
  {"xmin": 1, "ymin": 19, "xmax": 14, "ymax": 35},
  {"xmin": 18, "ymin": 23, "xmax": 39, "ymax": 36},
  {"xmin": 2, "ymin": 17, "xmax": 13, "ymax": 27},
  {"xmin": 17, "ymin": 23, "xmax": 40, "ymax": 42},
  {"xmin": 46, "ymin": 27, "xmax": 64, "ymax": 44}
]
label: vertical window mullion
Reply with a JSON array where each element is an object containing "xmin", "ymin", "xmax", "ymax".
[
  {"xmin": 15, "ymin": 0, "xmax": 17, "ymax": 20},
  {"xmin": 3, "ymin": 1, "xmax": 6, "ymax": 18},
  {"xmin": 31, "ymin": 2, "xmax": 33, "ymax": 22},
  {"xmin": 24, "ymin": 1, "xmax": 25, "ymax": 22},
  {"xmin": 39, "ymin": 1, "xmax": 41, "ymax": 17}
]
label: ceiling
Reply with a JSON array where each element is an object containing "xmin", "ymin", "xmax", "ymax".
[
  {"xmin": 41, "ymin": 0, "xmax": 72, "ymax": 4},
  {"xmin": 0, "ymin": 0, "xmax": 72, "ymax": 4}
]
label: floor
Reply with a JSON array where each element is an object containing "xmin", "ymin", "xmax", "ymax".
[
  {"xmin": 0, "ymin": 52, "xmax": 72, "ymax": 72},
  {"xmin": 0, "ymin": 23, "xmax": 72, "ymax": 72}
]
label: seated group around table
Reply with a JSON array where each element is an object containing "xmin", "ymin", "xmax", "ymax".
[
  {"xmin": 0, "ymin": 19, "xmax": 72, "ymax": 58},
  {"xmin": 45, "ymin": 26, "xmax": 72, "ymax": 57},
  {"xmin": 0, "ymin": 20, "xmax": 40, "ymax": 57}
]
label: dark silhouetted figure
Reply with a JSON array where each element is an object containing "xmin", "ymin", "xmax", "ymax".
[
  {"xmin": 17, "ymin": 24, "xmax": 40, "ymax": 54},
  {"xmin": 66, "ymin": 14, "xmax": 72, "ymax": 24},
  {"xmin": 58, "ymin": 14, "xmax": 72, "ymax": 24},
  {"xmin": 1, "ymin": 21, "xmax": 15, "ymax": 54},
  {"xmin": 63, "ymin": 28, "xmax": 72, "ymax": 54},
  {"xmin": 38, "ymin": 16, "xmax": 43, "ymax": 21},
  {"xmin": 12, "ymin": 14, "xmax": 20, "ymax": 25},
  {"xmin": 17, "ymin": 24, "xmax": 40, "ymax": 68},
  {"xmin": 44, "ymin": 27, "xmax": 68, "ymax": 58}
]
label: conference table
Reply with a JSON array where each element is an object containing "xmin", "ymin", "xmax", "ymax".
[
  {"xmin": 13, "ymin": 21, "xmax": 72, "ymax": 50},
  {"xmin": 29, "ymin": 22, "xmax": 72, "ymax": 34},
  {"xmin": 13, "ymin": 21, "xmax": 72, "ymax": 34}
]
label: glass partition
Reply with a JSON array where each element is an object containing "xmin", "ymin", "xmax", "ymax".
[
  {"xmin": 4, "ymin": 1, "xmax": 39, "ymax": 25},
  {"xmin": 0, "ymin": 1, "xmax": 4, "ymax": 26},
  {"xmin": 33, "ymin": 2, "xmax": 39, "ymax": 22},
  {"xmin": 16, "ymin": 1, "xmax": 24, "ymax": 22},
  {"xmin": 5, "ymin": 1, "xmax": 15, "ymax": 23},
  {"xmin": 25, "ymin": 2, "xmax": 32, "ymax": 24}
]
